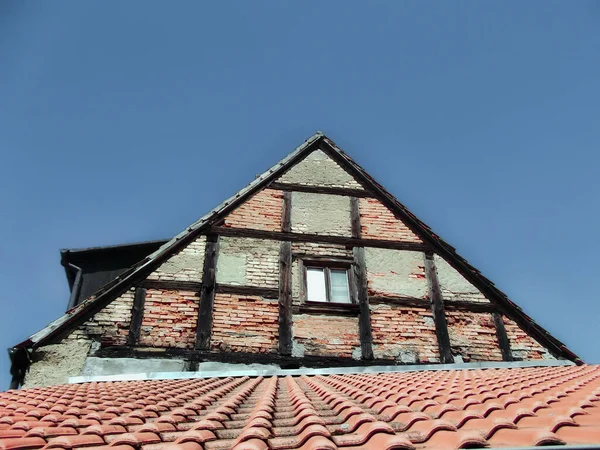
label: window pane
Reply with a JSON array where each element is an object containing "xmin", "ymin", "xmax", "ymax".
[
  {"xmin": 306, "ymin": 268, "xmax": 327, "ymax": 302},
  {"xmin": 330, "ymin": 269, "xmax": 350, "ymax": 303}
]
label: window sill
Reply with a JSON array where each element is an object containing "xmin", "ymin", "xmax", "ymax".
[{"xmin": 295, "ymin": 301, "xmax": 360, "ymax": 316}]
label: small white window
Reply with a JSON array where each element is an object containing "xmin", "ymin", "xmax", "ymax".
[
  {"xmin": 330, "ymin": 269, "xmax": 351, "ymax": 303},
  {"xmin": 305, "ymin": 265, "xmax": 352, "ymax": 304},
  {"xmin": 306, "ymin": 268, "xmax": 328, "ymax": 302}
]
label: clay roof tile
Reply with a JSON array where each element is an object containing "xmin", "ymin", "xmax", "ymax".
[{"xmin": 3, "ymin": 366, "xmax": 600, "ymax": 449}]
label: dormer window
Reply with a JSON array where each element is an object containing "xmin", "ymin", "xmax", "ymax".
[{"xmin": 304, "ymin": 264, "xmax": 352, "ymax": 304}]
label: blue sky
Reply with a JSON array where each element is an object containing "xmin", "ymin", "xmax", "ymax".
[{"xmin": 1, "ymin": 1, "xmax": 599, "ymax": 388}]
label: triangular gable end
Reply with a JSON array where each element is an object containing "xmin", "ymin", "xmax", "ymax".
[{"xmin": 15, "ymin": 132, "xmax": 581, "ymax": 366}]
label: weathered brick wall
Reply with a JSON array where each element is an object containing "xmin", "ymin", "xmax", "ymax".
[
  {"xmin": 291, "ymin": 242, "xmax": 352, "ymax": 259},
  {"xmin": 292, "ymin": 314, "xmax": 360, "ymax": 359},
  {"xmin": 370, "ymin": 303, "xmax": 439, "ymax": 363},
  {"xmin": 138, "ymin": 289, "xmax": 199, "ymax": 349},
  {"xmin": 147, "ymin": 236, "xmax": 206, "ymax": 282},
  {"xmin": 504, "ymin": 317, "xmax": 555, "ymax": 360},
  {"xmin": 434, "ymin": 255, "xmax": 489, "ymax": 303},
  {"xmin": 291, "ymin": 192, "xmax": 352, "ymax": 237},
  {"xmin": 66, "ymin": 289, "xmax": 135, "ymax": 346},
  {"xmin": 277, "ymin": 150, "xmax": 365, "ymax": 189},
  {"xmin": 216, "ymin": 237, "xmax": 279, "ymax": 287},
  {"xmin": 223, "ymin": 188, "xmax": 283, "ymax": 231},
  {"xmin": 446, "ymin": 310, "xmax": 503, "ymax": 362},
  {"xmin": 365, "ymin": 248, "xmax": 427, "ymax": 298},
  {"xmin": 359, "ymin": 198, "xmax": 423, "ymax": 242},
  {"xmin": 211, "ymin": 293, "xmax": 279, "ymax": 353}
]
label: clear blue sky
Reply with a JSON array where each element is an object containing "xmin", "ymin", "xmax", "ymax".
[{"xmin": 1, "ymin": 2, "xmax": 599, "ymax": 389}]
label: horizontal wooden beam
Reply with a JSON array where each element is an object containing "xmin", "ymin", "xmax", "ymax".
[
  {"xmin": 444, "ymin": 300, "xmax": 497, "ymax": 313},
  {"xmin": 294, "ymin": 303, "xmax": 360, "ymax": 317},
  {"xmin": 138, "ymin": 280, "xmax": 280, "ymax": 299},
  {"xmin": 369, "ymin": 296, "xmax": 497, "ymax": 313},
  {"xmin": 212, "ymin": 226, "xmax": 431, "ymax": 252},
  {"xmin": 369, "ymin": 296, "xmax": 430, "ymax": 308},
  {"xmin": 95, "ymin": 346, "xmax": 397, "ymax": 368},
  {"xmin": 216, "ymin": 284, "xmax": 279, "ymax": 298},
  {"xmin": 269, "ymin": 182, "xmax": 374, "ymax": 198},
  {"xmin": 140, "ymin": 279, "xmax": 203, "ymax": 291}
]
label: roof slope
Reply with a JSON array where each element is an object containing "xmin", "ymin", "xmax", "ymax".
[
  {"xmin": 1, "ymin": 365, "xmax": 600, "ymax": 449},
  {"xmin": 15, "ymin": 132, "xmax": 580, "ymax": 363}
]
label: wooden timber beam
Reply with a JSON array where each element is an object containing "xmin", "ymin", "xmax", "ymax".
[
  {"xmin": 95, "ymin": 346, "xmax": 397, "ymax": 368},
  {"xmin": 216, "ymin": 284, "xmax": 279, "ymax": 298},
  {"xmin": 351, "ymin": 197, "xmax": 373, "ymax": 360},
  {"xmin": 126, "ymin": 287, "xmax": 146, "ymax": 346},
  {"xmin": 269, "ymin": 182, "xmax": 374, "ymax": 198},
  {"xmin": 212, "ymin": 226, "xmax": 431, "ymax": 252},
  {"xmin": 424, "ymin": 253, "xmax": 454, "ymax": 363},
  {"xmin": 195, "ymin": 234, "xmax": 219, "ymax": 350},
  {"xmin": 140, "ymin": 280, "xmax": 203, "ymax": 291},
  {"xmin": 493, "ymin": 312, "xmax": 514, "ymax": 362},
  {"xmin": 279, "ymin": 191, "xmax": 293, "ymax": 356}
]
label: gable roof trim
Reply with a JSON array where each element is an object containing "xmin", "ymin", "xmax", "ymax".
[
  {"xmin": 319, "ymin": 136, "xmax": 581, "ymax": 363},
  {"xmin": 18, "ymin": 132, "xmax": 326, "ymax": 348}
]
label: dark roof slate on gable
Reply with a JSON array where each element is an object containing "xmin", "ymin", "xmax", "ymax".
[{"xmin": 14, "ymin": 132, "xmax": 582, "ymax": 364}]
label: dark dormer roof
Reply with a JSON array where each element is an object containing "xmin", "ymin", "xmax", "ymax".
[{"xmin": 61, "ymin": 239, "xmax": 168, "ymax": 309}]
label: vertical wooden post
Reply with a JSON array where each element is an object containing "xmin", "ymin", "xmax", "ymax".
[
  {"xmin": 351, "ymin": 197, "xmax": 373, "ymax": 360},
  {"xmin": 424, "ymin": 253, "xmax": 454, "ymax": 363},
  {"xmin": 493, "ymin": 312, "xmax": 513, "ymax": 361},
  {"xmin": 195, "ymin": 234, "xmax": 219, "ymax": 350},
  {"xmin": 127, "ymin": 287, "xmax": 146, "ymax": 346},
  {"xmin": 279, "ymin": 192, "xmax": 293, "ymax": 355}
]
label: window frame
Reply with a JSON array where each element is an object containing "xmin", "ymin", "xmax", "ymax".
[{"xmin": 300, "ymin": 258, "xmax": 356, "ymax": 305}]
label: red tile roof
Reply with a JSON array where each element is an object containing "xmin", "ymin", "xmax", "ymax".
[{"xmin": 1, "ymin": 365, "xmax": 599, "ymax": 449}]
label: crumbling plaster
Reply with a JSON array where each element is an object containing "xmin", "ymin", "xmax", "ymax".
[
  {"xmin": 277, "ymin": 150, "xmax": 364, "ymax": 189},
  {"xmin": 291, "ymin": 192, "xmax": 352, "ymax": 236},
  {"xmin": 434, "ymin": 254, "xmax": 489, "ymax": 303},
  {"xmin": 216, "ymin": 237, "xmax": 279, "ymax": 287},
  {"xmin": 365, "ymin": 248, "xmax": 427, "ymax": 298},
  {"xmin": 23, "ymin": 340, "xmax": 91, "ymax": 388},
  {"xmin": 148, "ymin": 236, "xmax": 206, "ymax": 282}
]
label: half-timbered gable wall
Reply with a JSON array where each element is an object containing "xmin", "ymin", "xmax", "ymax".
[{"xmin": 21, "ymin": 140, "xmax": 564, "ymax": 387}]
